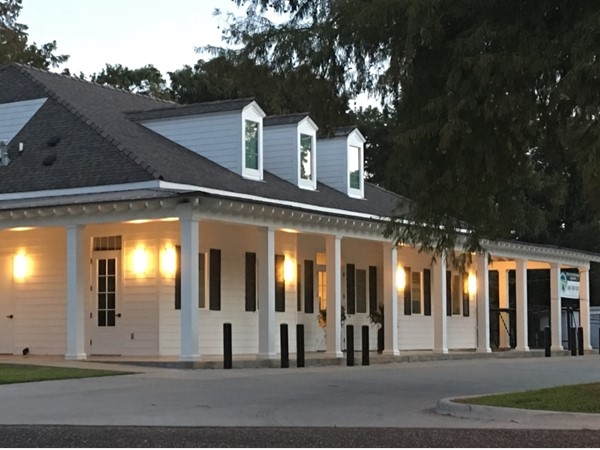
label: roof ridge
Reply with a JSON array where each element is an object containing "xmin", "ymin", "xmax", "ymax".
[
  {"xmin": 125, "ymin": 96, "xmax": 256, "ymax": 116},
  {"xmin": 12, "ymin": 64, "xmax": 165, "ymax": 181}
]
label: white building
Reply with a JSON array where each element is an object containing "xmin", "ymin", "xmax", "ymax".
[{"xmin": 0, "ymin": 63, "xmax": 597, "ymax": 361}]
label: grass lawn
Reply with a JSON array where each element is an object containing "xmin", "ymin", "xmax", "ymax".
[
  {"xmin": 0, "ymin": 363, "xmax": 132, "ymax": 385},
  {"xmin": 461, "ymin": 382, "xmax": 600, "ymax": 413}
]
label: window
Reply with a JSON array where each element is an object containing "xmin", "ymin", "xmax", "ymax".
[
  {"xmin": 304, "ymin": 260, "xmax": 314, "ymax": 314},
  {"xmin": 97, "ymin": 257, "xmax": 117, "ymax": 327},
  {"xmin": 245, "ymin": 252, "xmax": 257, "ymax": 312},
  {"xmin": 356, "ymin": 269, "xmax": 367, "ymax": 314},
  {"xmin": 275, "ymin": 254, "xmax": 285, "ymax": 312},
  {"xmin": 174, "ymin": 248, "xmax": 217, "ymax": 310},
  {"xmin": 209, "ymin": 249, "xmax": 221, "ymax": 311},
  {"xmin": 349, "ymin": 145, "xmax": 361, "ymax": 190},
  {"xmin": 93, "ymin": 235, "xmax": 121, "ymax": 251},
  {"xmin": 245, "ymin": 120, "xmax": 259, "ymax": 170},
  {"xmin": 411, "ymin": 271, "xmax": 422, "ymax": 314},
  {"xmin": 300, "ymin": 133, "xmax": 313, "ymax": 181}
]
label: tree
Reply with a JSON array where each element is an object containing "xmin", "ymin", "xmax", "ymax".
[
  {"xmin": 90, "ymin": 64, "xmax": 170, "ymax": 99},
  {"xmin": 224, "ymin": 0, "xmax": 600, "ymax": 262},
  {"xmin": 169, "ymin": 54, "xmax": 351, "ymax": 131},
  {"xmin": 0, "ymin": 0, "xmax": 68, "ymax": 68}
]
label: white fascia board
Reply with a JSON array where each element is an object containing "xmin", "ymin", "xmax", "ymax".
[
  {"xmin": 349, "ymin": 128, "xmax": 367, "ymax": 145},
  {"xmin": 244, "ymin": 101, "xmax": 267, "ymax": 118},
  {"xmin": 301, "ymin": 116, "xmax": 319, "ymax": 132},
  {"xmin": 158, "ymin": 181, "xmax": 386, "ymax": 222},
  {"xmin": 0, "ymin": 181, "xmax": 162, "ymax": 201}
]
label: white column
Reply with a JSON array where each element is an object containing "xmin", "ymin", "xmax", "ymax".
[
  {"xmin": 476, "ymin": 253, "xmax": 491, "ymax": 353},
  {"xmin": 515, "ymin": 258, "xmax": 529, "ymax": 351},
  {"xmin": 382, "ymin": 243, "xmax": 399, "ymax": 356},
  {"xmin": 432, "ymin": 254, "xmax": 448, "ymax": 354},
  {"xmin": 258, "ymin": 227, "xmax": 276, "ymax": 358},
  {"xmin": 66, "ymin": 224, "xmax": 87, "ymax": 360},
  {"xmin": 326, "ymin": 235, "xmax": 342, "ymax": 358},
  {"xmin": 579, "ymin": 267, "xmax": 592, "ymax": 351},
  {"xmin": 550, "ymin": 263, "xmax": 563, "ymax": 351},
  {"xmin": 179, "ymin": 216, "xmax": 200, "ymax": 361}
]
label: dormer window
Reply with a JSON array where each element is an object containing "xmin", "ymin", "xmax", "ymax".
[
  {"xmin": 349, "ymin": 145, "xmax": 362, "ymax": 191},
  {"xmin": 300, "ymin": 133, "xmax": 314, "ymax": 182},
  {"xmin": 245, "ymin": 120, "xmax": 259, "ymax": 171}
]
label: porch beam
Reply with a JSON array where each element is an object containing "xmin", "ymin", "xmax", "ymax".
[
  {"xmin": 179, "ymin": 216, "xmax": 201, "ymax": 361},
  {"xmin": 258, "ymin": 227, "xmax": 276, "ymax": 358},
  {"xmin": 515, "ymin": 258, "xmax": 529, "ymax": 351},
  {"xmin": 476, "ymin": 253, "xmax": 491, "ymax": 353},
  {"xmin": 549, "ymin": 263, "xmax": 563, "ymax": 351},
  {"xmin": 432, "ymin": 254, "xmax": 448, "ymax": 354},
  {"xmin": 65, "ymin": 224, "xmax": 87, "ymax": 360},
  {"xmin": 325, "ymin": 235, "xmax": 343, "ymax": 358},
  {"xmin": 382, "ymin": 242, "xmax": 399, "ymax": 355},
  {"xmin": 579, "ymin": 267, "xmax": 592, "ymax": 351}
]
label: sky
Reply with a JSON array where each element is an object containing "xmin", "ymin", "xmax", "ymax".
[{"xmin": 19, "ymin": 0, "xmax": 245, "ymax": 77}]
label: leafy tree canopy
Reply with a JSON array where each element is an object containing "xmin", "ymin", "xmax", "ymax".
[
  {"xmin": 89, "ymin": 63, "xmax": 170, "ymax": 100},
  {"xmin": 0, "ymin": 0, "xmax": 68, "ymax": 68},
  {"xmin": 222, "ymin": 0, "xmax": 600, "ymax": 263}
]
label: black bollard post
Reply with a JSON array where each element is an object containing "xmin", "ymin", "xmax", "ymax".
[
  {"xmin": 544, "ymin": 326, "xmax": 551, "ymax": 357},
  {"xmin": 296, "ymin": 324, "xmax": 305, "ymax": 368},
  {"xmin": 280, "ymin": 323, "xmax": 289, "ymax": 368},
  {"xmin": 346, "ymin": 325, "xmax": 354, "ymax": 367},
  {"xmin": 569, "ymin": 327, "xmax": 577, "ymax": 356},
  {"xmin": 362, "ymin": 325, "xmax": 370, "ymax": 366},
  {"xmin": 223, "ymin": 323, "xmax": 232, "ymax": 369},
  {"xmin": 577, "ymin": 327, "xmax": 584, "ymax": 356}
]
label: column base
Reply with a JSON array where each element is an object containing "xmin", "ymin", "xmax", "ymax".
[
  {"xmin": 382, "ymin": 349, "xmax": 400, "ymax": 356},
  {"xmin": 179, "ymin": 355, "xmax": 202, "ymax": 362},
  {"xmin": 515, "ymin": 346, "xmax": 530, "ymax": 352},
  {"xmin": 476, "ymin": 347, "xmax": 492, "ymax": 353},
  {"xmin": 65, "ymin": 353, "xmax": 87, "ymax": 361},
  {"xmin": 433, "ymin": 348, "xmax": 448, "ymax": 354},
  {"xmin": 551, "ymin": 345, "xmax": 564, "ymax": 352},
  {"xmin": 257, "ymin": 353, "xmax": 277, "ymax": 360},
  {"xmin": 326, "ymin": 351, "xmax": 343, "ymax": 358}
]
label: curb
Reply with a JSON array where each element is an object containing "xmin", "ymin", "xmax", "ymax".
[{"xmin": 435, "ymin": 396, "xmax": 600, "ymax": 429}]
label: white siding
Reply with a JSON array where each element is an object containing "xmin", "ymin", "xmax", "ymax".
[
  {"xmin": 141, "ymin": 111, "xmax": 242, "ymax": 174},
  {"xmin": 0, "ymin": 98, "xmax": 46, "ymax": 143},
  {"xmin": 0, "ymin": 228, "xmax": 67, "ymax": 355}
]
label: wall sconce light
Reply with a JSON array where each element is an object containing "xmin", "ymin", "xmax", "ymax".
[
  {"xmin": 395, "ymin": 266, "xmax": 406, "ymax": 290},
  {"xmin": 161, "ymin": 245, "xmax": 177, "ymax": 277},
  {"xmin": 283, "ymin": 257, "xmax": 296, "ymax": 283},
  {"xmin": 468, "ymin": 272, "xmax": 477, "ymax": 296},
  {"xmin": 132, "ymin": 246, "xmax": 148, "ymax": 276},
  {"xmin": 13, "ymin": 252, "xmax": 28, "ymax": 281}
]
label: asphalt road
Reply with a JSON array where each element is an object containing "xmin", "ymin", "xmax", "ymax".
[{"xmin": 1, "ymin": 426, "xmax": 600, "ymax": 447}]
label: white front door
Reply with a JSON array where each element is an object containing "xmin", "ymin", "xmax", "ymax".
[
  {"xmin": 90, "ymin": 252, "xmax": 123, "ymax": 355},
  {"xmin": 0, "ymin": 254, "xmax": 14, "ymax": 354}
]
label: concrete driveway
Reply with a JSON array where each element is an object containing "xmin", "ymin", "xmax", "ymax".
[{"xmin": 0, "ymin": 355, "xmax": 599, "ymax": 429}]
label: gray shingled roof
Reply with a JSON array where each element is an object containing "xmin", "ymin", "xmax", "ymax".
[
  {"xmin": 264, "ymin": 113, "xmax": 310, "ymax": 127},
  {"xmin": 126, "ymin": 98, "xmax": 256, "ymax": 121},
  {"xmin": 0, "ymin": 64, "xmax": 409, "ymax": 219}
]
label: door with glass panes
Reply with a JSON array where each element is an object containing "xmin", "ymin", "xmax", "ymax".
[{"xmin": 90, "ymin": 251, "xmax": 123, "ymax": 355}]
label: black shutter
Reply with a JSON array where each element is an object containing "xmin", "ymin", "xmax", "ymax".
[
  {"xmin": 304, "ymin": 260, "xmax": 314, "ymax": 313},
  {"xmin": 245, "ymin": 252, "xmax": 256, "ymax": 312},
  {"xmin": 423, "ymin": 268, "xmax": 431, "ymax": 316},
  {"xmin": 346, "ymin": 263, "xmax": 356, "ymax": 315},
  {"xmin": 209, "ymin": 249, "xmax": 221, "ymax": 311},
  {"xmin": 404, "ymin": 267, "xmax": 412, "ymax": 315},
  {"xmin": 275, "ymin": 254, "xmax": 285, "ymax": 312},
  {"xmin": 174, "ymin": 245, "xmax": 181, "ymax": 310},
  {"xmin": 369, "ymin": 266, "xmax": 377, "ymax": 314},
  {"xmin": 297, "ymin": 263, "xmax": 302, "ymax": 312},
  {"xmin": 462, "ymin": 272, "xmax": 470, "ymax": 317},
  {"xmin": 198, "ymin": 253, "xmax": 206, "ymax": 308},
  {"xmin": 446, "ymin": 270, "xmax": 452, "ymax": 316}
]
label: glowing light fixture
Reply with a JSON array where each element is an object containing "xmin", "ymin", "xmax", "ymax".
[
  {"xmin": 283, "ymin": 257, "xmax": 296, "ymax": 283},
  {"xmin": 132, "ymin": 247, "xmax": 148, "ymax": 276},
  {"xmin": 395, "ymin": 266, "xmax": 406, "ymax": 290},
  {"xmin": 13, "ymin": 252, "xmax": 28, "ymax": 280},
  {"xmin": 161, "ymin": 245, "xmax": 177, "ymax": 277},
  {"xmin": 468, "ymin": 273, "xmax": 477, "ymax": 296}
]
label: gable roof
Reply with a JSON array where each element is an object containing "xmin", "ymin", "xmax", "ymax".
[{"xmin": 0, "ymin": 63, "xmax": 407, "ymax": 220}]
